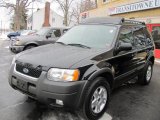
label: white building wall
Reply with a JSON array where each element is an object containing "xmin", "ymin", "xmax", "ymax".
[
  {"xmin": 50, "ymin": 11, "xmax": 64, "ymax": 27},
  {"xmin": 32, "ymin": 8, "xmax": 45, "ymax": 30},
  {"xmin": 27, "ymin": 8, "xmax": 75, "ymax": 30}
]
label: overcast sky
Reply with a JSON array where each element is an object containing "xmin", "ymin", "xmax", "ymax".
[{"xmin": 0, "ymin": 0, "xmax": 64, "ymax": 29}]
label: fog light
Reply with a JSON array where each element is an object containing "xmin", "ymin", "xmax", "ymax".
[{"xmin": 56, "ymin": 99, "xmax": 63, "ymax": 105}]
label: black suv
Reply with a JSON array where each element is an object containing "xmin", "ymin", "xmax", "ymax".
[{"xmin": 9, "ymin": 17, "xmax": 155, "ymax": 120}]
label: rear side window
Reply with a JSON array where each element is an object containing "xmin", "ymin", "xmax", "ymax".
[
  {"xmin": 143, "ymin": 28, "xmax": 153, "ymax": 46},
  {"xmin": 133, "ymin": 26, "xmax": 146, "ymax": 48},
  {"xmin": 119, "ymin": 26, "xmax": 134, "ymax": 47}
]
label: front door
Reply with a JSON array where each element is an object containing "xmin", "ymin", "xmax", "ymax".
[{"xmin": 113, "ymin": 25, "xmax": 138, "ymax": 87}]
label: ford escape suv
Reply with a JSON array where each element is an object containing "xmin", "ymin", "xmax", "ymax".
[{"xmin": 9, "ymin": 17, "xmax": 155, "ymax": 120}]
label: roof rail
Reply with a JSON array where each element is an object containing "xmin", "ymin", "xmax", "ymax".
[
  {"xmin": 80, "ymin": 17, "xmax": 145, "ymax": 25},
  {"xmin": 80, "ymin": 17, "xmax": 125, "ymax": 24},
  {"xmin": 122, "ymin": 19, "xmax": 145, "ymax": 25}
]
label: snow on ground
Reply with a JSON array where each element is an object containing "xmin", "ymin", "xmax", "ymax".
[
  {"xmin": 155, "ymin": 59, "xmax": 160, "ymax": 64},
  {"xmin": 0, "ymin": 33, "xmax": 9, "ymax": 40}
]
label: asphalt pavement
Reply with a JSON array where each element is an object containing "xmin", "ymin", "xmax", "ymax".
[{"xmin": 0, "ymin": 40, "xmax": 160, "ymax": 120}]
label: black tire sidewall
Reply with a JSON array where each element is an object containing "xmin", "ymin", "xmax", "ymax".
[
  {"xmin": 83, "ymin": 77, "xmax": 110, "ymax": 120},
  {"xmin": 24, "ymin": 45, "xmax": 35, "ymax": 50},
  {"xmin": 145, "ymin": 62, "xmax": 153, "ymax": 84},
  {"xmin": 139, "ymin": 61, "xmax": 153, "ymax": 85}
]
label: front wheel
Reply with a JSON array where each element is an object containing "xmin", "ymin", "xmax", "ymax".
[
  {"xmin": 80, "ymin": 77, "xmax": 110, "ymax": 120},
  {"xmin": 24, "ymin": 45, "xmax": 36, "ymax": 50},
  {"xmin": 138, "ymin": 61, "xmax": 153, "ymax": 85}
]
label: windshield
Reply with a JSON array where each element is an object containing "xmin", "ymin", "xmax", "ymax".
[
  {"xmin": 36, "ymin": 28, "xmax": 50, "ymax": 36},
  {"xmin": 57, "ymin": 25, "xmax": 117, "ymax": 49}
]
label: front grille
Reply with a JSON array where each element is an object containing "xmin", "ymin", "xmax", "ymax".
[{"xmin": 15, "ymin": 62, "xmax": 42, "ymax": 78}]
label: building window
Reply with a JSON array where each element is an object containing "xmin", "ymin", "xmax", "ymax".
[{"xmin": 103, "ymin": 0, "xmax": 109, "ymax": 3}]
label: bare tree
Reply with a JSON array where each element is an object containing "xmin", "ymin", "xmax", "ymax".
[
  {"xmin": 53, "ymin": 0, "xmax": 75, "ymax": 26},
  {"xmin": 81, "ymin": 0, "xmax": 97, "ymax": 12},
  {"xmin": 0, "ymin": 0, "xmax": 34, "ymax": 30},
  {"xmin": 72, "ymin": 1, "xmax": 82, "ymax": 24}
]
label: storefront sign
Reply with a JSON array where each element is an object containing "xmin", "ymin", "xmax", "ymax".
[{"xmin": 108, "ymin": 0, "xmax": 160, "ymax": 15}]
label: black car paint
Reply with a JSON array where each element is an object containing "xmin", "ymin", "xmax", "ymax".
[{"xmin": 9, "ymin": 18, "xmax": 155, "ymax": 111}]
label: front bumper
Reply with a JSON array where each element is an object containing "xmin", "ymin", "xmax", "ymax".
[
  {"xmin": 8, "ymin": 63, "xmax": 87, "ymax": 109},
  {"xmin": 9, "ymin": 45, "xmax": 24, "ymax": 53}
]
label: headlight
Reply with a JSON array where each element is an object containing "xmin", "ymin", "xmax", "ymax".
[
  {"xmin": 47, "ymin": 68, "xmax": 80, "ymax": 82},
  {"xmin": 15, "ymin": 39, "xmax": 20, "ymax": 45}
]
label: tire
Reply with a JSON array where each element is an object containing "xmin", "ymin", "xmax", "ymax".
[
  {"xmin": 79, "ymin": 77, "xmax": 110, "ymax": 120},
  {"xmin": 138, "ymin": 61, "xmax": 153, "ymax": 85},
  {"xmin": 24, "ymin": 45, "xmax": 36, "ymax": 50}
]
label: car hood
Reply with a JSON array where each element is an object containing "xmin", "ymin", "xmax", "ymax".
[{"xmin": 16, "ymin": 43, "xmax": 107, "ymax": 68}]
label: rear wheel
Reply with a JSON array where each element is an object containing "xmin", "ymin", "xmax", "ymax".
[
  {"xmin": 80, "ymin": 77, "xmax": 110, "ymax": 120},
  {"xmin": 138, "ymin": 61, "xmax": 153, "ymax": 85}
]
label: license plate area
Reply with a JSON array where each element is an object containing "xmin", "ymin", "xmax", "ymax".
[{"xmin": 12, "ymin": 77, "xmax": 28, "ymax": 91}]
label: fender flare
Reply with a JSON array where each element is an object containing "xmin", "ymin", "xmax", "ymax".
[
  {"xmin": 77, "ymin": 68, "xmax": 114, "ymax": 108},
  {"xmin": 88, "ymin": 68, "xmax": 114, "ymax": 81}
]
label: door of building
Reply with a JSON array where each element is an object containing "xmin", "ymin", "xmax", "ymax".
[{"xmin": 147, "ymin": 24, "xmax": 160, "ymax": 58}]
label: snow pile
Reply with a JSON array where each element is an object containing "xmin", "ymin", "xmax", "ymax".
[{"xmin": 0, "ymin": 33, "xmax": 9, "ymax": 40}]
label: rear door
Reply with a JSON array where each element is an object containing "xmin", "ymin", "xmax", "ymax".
[{"xmin": 133, "ymin": 26, "xmax": 149, "ymax": 71}]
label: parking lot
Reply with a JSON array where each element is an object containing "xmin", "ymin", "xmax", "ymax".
[{"xmin": 0, "ymin": 39, "xmax": 160, "ymax": 120}]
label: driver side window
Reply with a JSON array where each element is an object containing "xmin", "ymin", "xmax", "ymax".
[
  {"xmin": 50, "ymin": 29, "xmax": 61, "ymax": 38},
  {"xmin": 119, "ymin": 26, "xmax": 134, "ymax": 46}
]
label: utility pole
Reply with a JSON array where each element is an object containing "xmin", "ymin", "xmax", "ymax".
[
  {"xmin": 1, "ymin": 20, "xmax": 2, "ymax": 34},
  {"xmin": 31, "ymin": 0, "xmax": 34, "ymax": 30}
]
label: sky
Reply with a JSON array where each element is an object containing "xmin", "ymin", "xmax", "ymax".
[{"xmin": 0, "ymin": 0, "xmax": 63, "ymax": 29}]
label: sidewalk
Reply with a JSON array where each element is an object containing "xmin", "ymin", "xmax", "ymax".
[{"xmin": 155, "ymin": 58, "xmax": 160, "ymax": 64}]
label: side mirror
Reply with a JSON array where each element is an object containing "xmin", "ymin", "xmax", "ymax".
[
  {"xmin": 46, "ymin": 33, "xmax": 51, "ymax": 39},
  {"xmin": 117, "ymin": 42, "xmax": 132, "ymax": 52}
]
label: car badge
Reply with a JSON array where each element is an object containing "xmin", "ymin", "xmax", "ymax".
[{"xmin": 23, "ymin": 68, "xmax": 29, "ymax": 74}]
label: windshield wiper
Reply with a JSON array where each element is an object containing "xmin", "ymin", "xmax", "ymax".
[
  {"xmin": 67, "ymin": 43, "xmax": 91, "ymax": 49},
  {"xmin": 56, "ymin": 42, "xmax": 66, "ymax": 45}
]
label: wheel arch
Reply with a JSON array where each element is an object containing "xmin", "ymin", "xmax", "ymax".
[
  {"xmin": 88, "ymin": 68, "xmax": 114, "ymax": 89},
  {"xmin": 77, "ymin": 68, "xmax": 114, "ymax": 109},
  {"xmin": 149, "ymin": 56, "xmax": 155, "ymax": 64},
  {"xmin": 23, "ymin": 43, "xmax": 38, "ymax": 50}
]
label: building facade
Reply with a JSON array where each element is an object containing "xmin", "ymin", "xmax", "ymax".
[
  {"xmin": 80, "ymin": 0, "xmax": 160, "ymax": 22},
  {"xmin": 27, "ymin": 8, "xmax": 75, "ymax": 30},
  {"xmin": 80, "ymin": 0, "xmax": 160, "ymax": 58}
]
